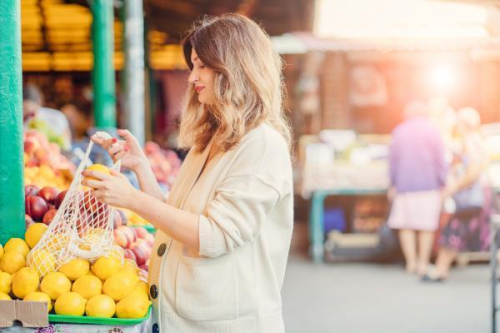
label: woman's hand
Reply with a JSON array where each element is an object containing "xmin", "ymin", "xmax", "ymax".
[
  {"xmin": 82, "ymin": 169, "xmax": 137, "ymax": 209},
  {"xmin": 91, "ymin": 129, "xmax": 147, "ymax": 171}
]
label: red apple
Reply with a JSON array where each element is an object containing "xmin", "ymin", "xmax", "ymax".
[
  {"xmin": 117, "ymin": 226, "xmax": 136, "ymax": 247},
  {"xmin": 117, "ymin": 209, "xmax": 128, "ymax": 226},
  {"xmin": 24, "ymin": 137, "xmax": 41, "ymax": 155},
  {"xmin": 124, "ymin": 249, "xmax": 137, "ymax": 262},
  {"xmin": 82, "ymin": 190, "xmax": 106, "ymax": 215},
  {"xmin": 130, "ymin": 243, "xmax": 149, "ymax": 266},
  {"xmin": 42, "ymin": 208, "xmax": 58, "ymax": 225},
  {"xmin": 133, "ymin": 227, "xmax": 149, "ymax": 240},
  {"xmin": 25, "ymin": 185, "xmax": 40, "ymax": 197},
  {"xmin": 54, "ymin": 190, "xmax": 67, "ymax": 209},
  {"xmin": 25, "ymin": 195, "xmax": 48, "ymax": 222},
  {"xmin": 38, "ymin": 187, "xmax": 61, "ymax": 205},
  {"xmin": 112, "ymin": 210, "xmax": 123, "ymax": 229}
]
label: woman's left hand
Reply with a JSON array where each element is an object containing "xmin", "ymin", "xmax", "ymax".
[{"xmin": 82, "ymin": 169, "xmax": 137, "ymax": 209}]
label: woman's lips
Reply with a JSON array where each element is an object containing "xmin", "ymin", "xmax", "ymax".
[{"xmin": 195, "ymin": 86, "xmax": 205, "ymax": 93}]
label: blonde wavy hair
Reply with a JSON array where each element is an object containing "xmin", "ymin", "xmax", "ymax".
[{"xmin": 178, "ymin": 13, "xmax": 292, "ymax": 153}]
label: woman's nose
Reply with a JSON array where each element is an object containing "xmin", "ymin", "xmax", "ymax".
[{"xmin": 188, "ymin": 71, "xmax": 198, "ymax": 84}]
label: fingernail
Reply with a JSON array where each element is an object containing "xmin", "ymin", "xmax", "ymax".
[
  {"xmin": 124, "ymin": 146, "xmax": 129, "ymax": 152},
  {"xmin": 112, "ymin": 138, "xmax": 118, "ymax": 143}
]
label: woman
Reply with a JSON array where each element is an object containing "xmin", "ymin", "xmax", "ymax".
[
  {"xmin": 423, "ymin": 107, "xmax": 489, "ymax": 282},
  {"xmin": 387, "ymin": 100, "xmax": 448, "ymax": 276},
  {"xmin": 83, "ymin": 14, "xmax": 294, "ymax": 332}
]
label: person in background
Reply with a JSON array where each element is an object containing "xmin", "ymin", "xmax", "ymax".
[
  {"xmin": 387, "ymin": 100, "xmax": 448, "ymax": 276},
  {"xmin": 423, "ymin": 107, "xmax": 489, "ymax": 282},
  {"xmin": 23, "ymin": 84, "xmax": 72, "ymax": 150},
  {"xmin": 61, "ymin": 100, "xmax": 92, "ymax": 142}
]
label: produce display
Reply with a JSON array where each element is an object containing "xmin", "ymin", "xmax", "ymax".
[
  {"xmin": 24, "ymin": 130, "xmax": 74, "ymax": 190},
  {"xmin": 144, "ymin": 141, "xmax": 181, "ymax": 189},
  {"xmin": 3, "ymin": 129, "xmax": 178, "ymax": 326},
  {"xmin": 0, "ymin": 226, "xmax": 151, "ymax": 320}
]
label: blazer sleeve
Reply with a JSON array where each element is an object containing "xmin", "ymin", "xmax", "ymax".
[{"xmin": 198, "ymin": 174, "xmax": 280, "ymax": 258}]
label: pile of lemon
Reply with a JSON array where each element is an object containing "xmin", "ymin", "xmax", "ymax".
[{"xmin": 0, "ymin": 223, "xmax": 150, "ymax": 319}]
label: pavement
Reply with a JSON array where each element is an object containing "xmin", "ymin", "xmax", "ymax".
[{"xmin": 282, "ymin": 223, "xmax": 493, "ymax": 333}]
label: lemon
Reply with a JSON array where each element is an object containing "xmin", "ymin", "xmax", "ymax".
[
  {"xmin": 86, "ymin": 294, "xmax": 116, "ymax": 318},
  {"xmin": 84, "ymin": 164, "xmax": 110, "ymax": 182},
  {"xmin": 24, "ymin": 292, "xmax": 52, "ymax": 313},
  {"xmin": 46, "ymin": 233, "xmax": 69, "ymax": 252},
  {"xmin": 4, "ymin": 238, "xmax": 30, "ymax": 257},
  {"xmin": 72, "ymin": 275, "xmax": 102, "ymax": 299},
  {"xmin": 54, "ymin": 292, "xmax": 87, "ymax": 316},
  {"xmin": 41, "ymin": 272, "xmax": 71, "ymax": 300},
  {"xmin": 0, "ymin": 272, "xmax": 12, "ymax": 295},
  {"xmin": 0, "ymin": 244, "xmax": 4, "ymax": 260},
  {"xmin": 0, "ymin": 293, "xmax": 11, "ymax": 300},
  {"xmin": 27, "ymin": 249, "xmax": 56, "ymax": 277},
  {"xmin": 102, "ymin": 272, "xmax": 137, "ymax": 301},
  {"xmin": 116, "ymin": 293, "xmax": 151, "ymax": 319},
  {"xmin": 12, "ymin": 267, "xmax": 39, "ymax": 299},
  {"xmin": 133, "ymin": 281, "xmax": 149, "ymax": 297},
  {"xmin": 0, "ymin": 251, "xmax": 26, "ymax": 274},
  {"xmin": 25, "ymin": 223, "xmax": 48, "ymax": 249},
  {"xmin": 59, "ymin": 259, "xmax": 89, "ymax": 281},
  {"xmin": 91, "ymin": 256, "xmax": 122, "ymax": 281}
]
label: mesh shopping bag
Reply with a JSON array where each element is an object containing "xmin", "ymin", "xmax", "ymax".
[{"xmin": 27, "ymin": 132, "xmax": 121, "ymax": 277}]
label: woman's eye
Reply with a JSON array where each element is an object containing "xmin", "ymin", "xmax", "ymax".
[{"xmin": 199, "ymin": 65, "xmax": 206, "ymax": 69}]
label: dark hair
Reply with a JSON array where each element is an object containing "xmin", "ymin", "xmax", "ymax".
[{"xmin": 23, "ymin": 84, "xmax": 43, "ymax": 104}]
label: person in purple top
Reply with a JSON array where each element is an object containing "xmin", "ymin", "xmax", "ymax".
[{"xmin": 387, "ymin": 100, "xmax": 448, "ymax": 276}]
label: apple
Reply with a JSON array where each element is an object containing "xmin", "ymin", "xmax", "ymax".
[
  {"xmin": 113, "ymin": 229, "xmax": 129, "ymax": 249},
  {"xmin": 112, "ymin": 210, "xmax": 124, "ymax": 229},
  {"xmin": 25, "ymin": 195, "xmax": 48, "ymax": 222},
  {"xmin": 25, "ymin": 185, "xmax": 40, "ymax": 197},
  {"xmin": 38, "ymin": 187, "xmax": 61, "ymax": 205},
  {"xmin": 133, "ymin": 226, "xmax": 149, "ymax": 240},
  {"xmin": 25, "ymin": 214, "xmax": 35, "ymax": 229},
  {"xmin": 82, "ymin": 190, "xmax": 106, "ymax": 215},
  {"xmin": 144, "ymin": 233, "xmax": 155, "ymax": 247},
  {"xmin": 130, "ymin": 243, "xmax": 149, "ymax": 266},
  {"xmin": 117, "ymin": 226, "xmax": 136, "ymax": 247},
  {"xmin": 24, "ymin": 136, "xmax": 41, "ymax": 155},
  {"xmin": 117, "ymin": 209, "xmax": 128, "ymax": 226},
  {"xmin": 54, "ymin": 190, "xmax": 67, "ymax": 209},
  {"xmin": 42, "ymin": 208, "xmax": 58, "ymax": 225},
  {"xmin": 124, "ymin": 249, "xmax": 137, "ymax": 262}
]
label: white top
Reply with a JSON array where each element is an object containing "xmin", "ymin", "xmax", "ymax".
[{"xmin": 148, "ymin": 123, "xmax": 294, "ymax": 332}]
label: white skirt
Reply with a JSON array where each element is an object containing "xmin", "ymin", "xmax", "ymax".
[{"xmin": 387, "ymin": 190, "xmax": 442, "ymax": 231}]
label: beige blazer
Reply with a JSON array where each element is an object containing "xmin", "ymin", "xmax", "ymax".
[{"xmin": 148, "ymin": 124, "xmax": 294, "ymax": 333}]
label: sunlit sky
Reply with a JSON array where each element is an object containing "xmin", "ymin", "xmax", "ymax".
[{"xmin": 315, "ymin": 0, "xmax": 491, "ymax": 39}]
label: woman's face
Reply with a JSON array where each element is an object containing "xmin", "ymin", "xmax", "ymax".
[{"xmin": 188, "ymin": 48, "xmax": 215, "ymax": 105}]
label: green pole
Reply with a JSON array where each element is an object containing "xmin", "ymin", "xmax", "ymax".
[
  {"xmin": 92, "ymin": 0, "xmax": 116, "ymax": 129},
  {"xmin": 0, "ymin": 0, "xmax": 25, "ymax": 244}
]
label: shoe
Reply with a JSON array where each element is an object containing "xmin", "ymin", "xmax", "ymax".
[{"xmin": 421, "ymin": 274, "xmax": 445, "ymax": 283}]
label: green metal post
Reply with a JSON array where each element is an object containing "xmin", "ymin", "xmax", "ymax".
[
  {"xmin": 0, "ymin": 0, "xmax": 25, "ymax": 244},
  {"xmin": 92, "ymin": 0, "xmax": 117, "ymax": 129}
]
